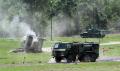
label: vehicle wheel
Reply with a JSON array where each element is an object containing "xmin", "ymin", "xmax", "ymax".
[
  {"xmin": 66, "ymin": 55, "xmax": 73, "ymax": 63},
  {"xmin": 90, "ymin": 57, "xmax": 96, "ymax": 62},
  {"xmin": 83, "ymin": 55, "xmax": 91, "ymax": 62},
  {"xmin": 78, "ymin": 57, "xmax": 83, "ymax": 62},
  {"xmin": 79, "ymin": 54, "xmax": 97, "ymax": 62},
  {"xmin": 72, "ymin": 57, "xmax": 76, "ymax": 62},
  {"xmin": 55, "ymin": 57, "xmax": 61, "ymax": 63},
  {"xmin": 90, "ymin": 54, "xmax": 97, "ymax": 62}
]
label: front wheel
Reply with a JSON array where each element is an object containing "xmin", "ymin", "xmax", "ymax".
[{"xmin": 55, "ymin": 57, "xmax": 61, "ymax": 63}]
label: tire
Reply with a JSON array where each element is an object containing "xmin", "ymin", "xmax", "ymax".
[
  {"xmin": 78, "ymin": 57, "xmax": 84, "ymax": 62},
  {"xmin": 72, "ymin": 56, "xmax": 76, "ymax": 62},
  {"xmin": 83, "ymin": 55, "xmax": 91, "ymax": 62},
  {"xmin": 55, "ymin": 57, "xmax": 61, "ymax": 63},
  {"xmin": 90, "ymin": 57, "xmax": 96, "ymax": 62},
  {"xmin": 79, "ymin": 54, "xmax": 97, "ymax": 62},
  {"xmin": 90, "ymin": 54, "xmax": 97, "ymax": 62},
  {"xmin": 83, "ymin": 54, "xmax": 96, "ymax": 62},
  {"xmin": 66, "ymin": 55, "xmax": 76, "ymax": 63},
  {"xmin": 66, "ymin": 56, "xmax": 72, "ymax": 63}
]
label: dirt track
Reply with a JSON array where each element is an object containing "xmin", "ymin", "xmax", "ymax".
[
  {"xmin": 97, "ymin": 56, "xmax": 120, "ymax": 62},
  {"xmin": 100, "ymin": 42, "xmax": 120, "ymax": 46},
  {"xmin": 48, "ymin": 56, "xmax": 120, "ymax": 63}
]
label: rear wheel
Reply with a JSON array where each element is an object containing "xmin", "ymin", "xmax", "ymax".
[
  {"xmin": 83, "ymin": 55, "xmax": 91, "ymax": 62},
  {"xmin": 66, "ymin": 55, "xmax": 76, "ymax": 63},
  {"xmin": 79, "ymin": 54, "xmax": 95, "ymax": 62},
  {"xmin": 90, "ymin": 54, "xmax": 97, "ymax": 62},
  {"xmin": 90, "ymin": 57, "xmax": 96, "ymax": 62}
]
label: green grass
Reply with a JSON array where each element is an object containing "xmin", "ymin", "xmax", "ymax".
[
  {"xmin": 0, "ymin": 52, "xmax": 50, "ymax": 64},
  {"xmin": 43, "ymin": 34, "xmax": 120, "ymax": 47},
  {"xmin": 0, "ymin": 39, "xmax": 50, "ymax": 64},
  {"xmin": 100, "ymin": 44, "xmax": 120, "ymax": 56},
  {"xmin": 0, "ymin": 62, "xmax": 120, "ymax": 71},
  {"xmin": 0, "ymin": 34, "xmax": 119, "ymax": 71}
]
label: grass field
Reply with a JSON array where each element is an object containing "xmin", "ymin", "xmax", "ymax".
[
  {"xmin": 43, "ymin": 34, "xmax": 120, "ymax": 47},
  {"xmin": 0, "ymin": 62, "xmax": 120, "ymax": 71},
  {"xmin": 0, "ymin": 34, "xmax": 120, "ymax": 71}
]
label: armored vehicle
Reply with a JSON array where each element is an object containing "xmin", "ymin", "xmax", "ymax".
[
  {"xmin": 52, "ymin": 42, "xmax": 99, "ymax": 63},
  {"xmin": 80, "ymin": 29, "xmax": 105, "ymax": 38}
]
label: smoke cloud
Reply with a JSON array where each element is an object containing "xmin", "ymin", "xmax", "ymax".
[{"xmin": 0, "ymin": 0, "xmax": 36, "ymax": 38}]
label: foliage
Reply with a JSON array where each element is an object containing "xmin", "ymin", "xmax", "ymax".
[{"xmin": 1, "ymin": 0, "xmax": 120, "ymax": 36}]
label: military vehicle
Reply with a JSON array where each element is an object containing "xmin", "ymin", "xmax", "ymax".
[
  {"xmin": 80, "ymin": 29, "xmax": 105, "ymax": 38},
  {"xmin": 52, "ymin": 42, "xmax": 99, "ymax": 63}
]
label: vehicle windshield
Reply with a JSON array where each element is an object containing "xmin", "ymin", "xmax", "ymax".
[{"xmin": 54, "ymin": 43, "xmax": 67, "ymax": 49}]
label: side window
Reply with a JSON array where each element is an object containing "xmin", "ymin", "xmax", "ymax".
[
  {"xmin": 54, "ymin": 44, "xmax": 59, "ymax": 48},
  {"xmin": 67, "ymin": 44, "xmax": 71, "ymax": 48}
]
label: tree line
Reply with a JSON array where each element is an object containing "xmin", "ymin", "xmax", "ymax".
[{"xmin": 0, "ymin": 0, "xmax": 120, "ymax": 37}]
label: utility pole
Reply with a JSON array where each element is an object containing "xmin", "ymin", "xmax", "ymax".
[
  {"xmin": 50, "ymin": 1, "xmax": 53, "ymax": 41},
  {"xmin": 51, "ymin": 15, "xmax": 53, "ymax": 41}
]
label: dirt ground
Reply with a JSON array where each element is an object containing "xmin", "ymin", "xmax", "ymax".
[{"xmin": 48, "ymin": 57, "xmax": 120, "ymax": 63}]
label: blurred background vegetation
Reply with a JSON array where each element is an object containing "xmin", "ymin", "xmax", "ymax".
[{"xmin": 0, "ymin": 0, "xmax": 120, "ymax": 37}]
